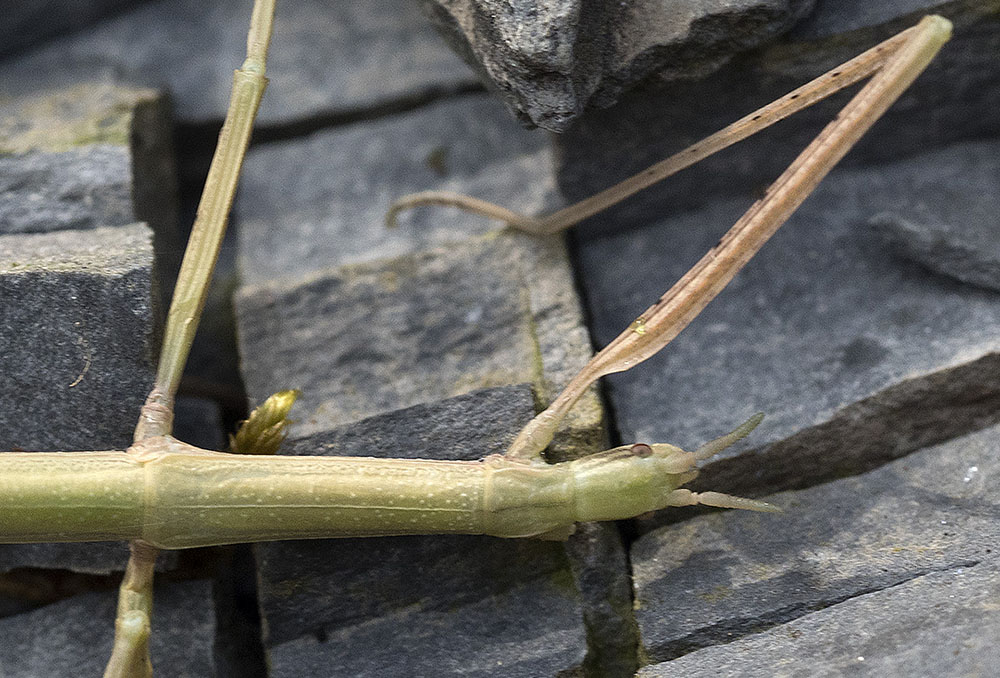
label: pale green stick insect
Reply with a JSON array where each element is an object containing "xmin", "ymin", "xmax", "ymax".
[{"xmin": 0, "ymin": 2, "xmax": 951, "ymax": 675}]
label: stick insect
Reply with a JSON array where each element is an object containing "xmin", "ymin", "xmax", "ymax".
[{"xmin": 0, "ymin": 1, "xmax": 951, "ymax": 675}]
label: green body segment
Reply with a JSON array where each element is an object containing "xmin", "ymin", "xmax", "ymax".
[
  {"xmin": 0, "ymin": 452, "xmax": 145, "ymax": 542},
  {"xmin": 0, "ymin": 438, "xmax": 693, "ymax": 548}
]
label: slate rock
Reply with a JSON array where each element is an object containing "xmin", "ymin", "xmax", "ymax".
[
  {"xmin": 575, "ymin": 139, "xmax": 1000, "ymax": 501},
  {"xmin": 0, "ymin": 224, "xmax": 157, "ymax": 451},
  {"xmin": 282, "ymin": 384, "xmax": 535, "ymax": 457},
  {"xmin": 236, "ymin": 237, "xmax": 540, "ymax": 437},
  {"xmin": 0, "ymin": 579, "xmax": 215, "ymax": 678},
  {"xmin": 237, "ymin": 92, "xmax": 555, "ymax": 286},
  {"xmin": 0, "ymin": 0, "xmax": 477, "ymax": 127},
  {"xmin": 556, "ymin": 1, "xmax": 1000, "ymax": 223},
  {"xmin": 869, "ymin": 139, "xmax": 1000, "ymax": 292},
  {"xmin": 630, "ymin": 421, "xmax": 1000, "ymax": 664},
  {"xmin": 638, "ymin": 560, "xmax": 1000, "ymax": 677},
  {"xmin": 0, "ymin": 1, "xmax": 146, "ymax": 57},
  {"xmin": 0, "ymin": 82, "xmax": 179, "ymax": 257},
  {"xmin": 267, "ymin": 579, "xmax": 585, "ymax": 678},
  {"xmin": 254, "ymin": 388, "xmax": 587, "ymax": 676},
  {"xmin": 419, "ymin": 0, "xmax": 814, "ymax": 131}
]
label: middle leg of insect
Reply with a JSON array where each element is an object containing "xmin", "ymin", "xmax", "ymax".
[{"xmin": 0, "ymin": 417, "xmax": 775, "ymax": 549}]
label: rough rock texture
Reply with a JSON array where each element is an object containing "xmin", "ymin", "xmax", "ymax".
[
  {"xmin": 640, "ymin": 561, "xmax": 1000, "ymax": 677},
  {"xmin": 0, "ymin": 0, "xmax": 478, "ymax": 127},
  {"xmin": 420, "ymin": 0, "xmax": 815, "ymax": 131},
  {"xmin": 235, "ymin": 90, "xmax": 602, "ymax": 457},
  {"xmin": 575, "ymin": 138, "xmax": 1000, "ymax": 503},
  {"xmin": 237, "ymin": 93, "xmax": 556, "ymax": 285},
  {"xmin": 0, "ymin": 0, "xmax": 145, "ymax": 57},
  {"xmin": 0, "ymin": 579, "xmax": 215, "ymax": 678},
  {"xmin": 557, "ymin": 1, "xmax": 1000, "ymax": 223},
  {"xmin": 0, "ymin": 83, "xmax": 179, "ymax": 251},
  {"xmin": 869, "ymin": 140, "xmax": 1000, "ymax": 292},
  {"xmin": 236, "ymin": 238, "xmax": 540, "ymax": 436},
  {"xmin": 0, "ymin": 225, "xmax": 157, "ymax": 451},
  {"xmin": 631, "ymin": 422, "xmax": 1000, "ymax": 666},
  {"xmin": 267, "ymin": 580, "xmax": 585, "ymax": 678}
]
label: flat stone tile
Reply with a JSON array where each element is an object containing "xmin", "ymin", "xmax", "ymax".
[
  {"xmin": 0, "ymin": 579, "xmax": 215, "ymax": 678},
  {"xmin": 631, "ymin": 422, "xmax": 1000, "ymax": 663},
  {"xmin": 639, "ymin": 560, "xmax": 1000, "ymax": 677},
  {"xmin": 236, "ymin": 237, "xmax": 540, "ymax": 436},
  {"xmin": 237, "ymin": 93, "xmax": 555, "ymax": 285},
  {"xmin": 0, "ymin": 82, "xmax": 179, "ymax": 263},
  {"xmin": 0, "ymin": 224, "xmax": 156, "ymax": 451},
  {"xmin": 267, "ymin": 578, "xmax": 585, "ymax": 678}
]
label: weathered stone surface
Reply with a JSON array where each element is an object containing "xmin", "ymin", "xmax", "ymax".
[
  {"xmin": 0, "ymin": 1, "xmax": 145, "ymax": 56},
  {"xmin": 0, "ymin": 83, "xmax": 179, "ymax": 253},
  {"xmin": 267, "ymin": 579, "xmax": 585, "ymax": 678},
  {"xmin": 0, "ymin": 579, "xmax": 215, "ymax": 677},
  {"xmin": 631, "ymin": 422, "xmax": 1000, "ymax": 665},
  {"xmin": 0, "ymin": 224, "xmax": 157, "ymax": 451},
  {"xmin": 237, "ymin": 93, "xmax": 555, "ymax": 285},
  {"xmin": 283, "ymin": 384, "xmax": 535, "ymax": 456},
  {"xmin": 639, "ymin": 560, "xmax": 1000, "ymax": 677},
  {"xmin": 557, "ymin": 2, "xmax": 1000, "ymax": 222},
  {"xmin": 869, "ymin": 139, "xmax": 1000, "ymax": 292},
  {"xmin": 236, "ymin": 237, "xmax": 540, "ymax": 437},
  {"xmin": 254, "ymin": 389, "xmax": 587, "ymax": 676},
  {"xmin": 0, "ymin": 0, "xmax": 477, "ymax": 127},
  {"xmin": 420, "ymin": 0, "xmax": 814, "ymax": 131},
  {"xmin": 575, "ymin": 139, "xmax": 1000, "ymax": 501}
]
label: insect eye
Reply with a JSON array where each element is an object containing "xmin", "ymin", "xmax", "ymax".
[{"xmin": 630, "ymin": 443, "xmax": 653, "ymax": 458}]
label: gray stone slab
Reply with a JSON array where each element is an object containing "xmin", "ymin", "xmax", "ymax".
[
  {"xmin": 0, "ymin": 224, "xmax": 157, "ymax": 451},
  {"xmin": 237, "ymin": 93, "xmax": 555, "ymax": 286},
  {"xmin": 267, "ymin": 579, "xmax": 585, "ymax": 678},
  {"xmin": 630, "ymin": 421, "xmax": 1000, "ymax": 663},
  {"xmin": 556, "ymin": 2, "xmax": 1000, "ymax": 221},
  {"xmin": 420, "ymin": 0, "xmax": 813, "ymax": 131},
  {"xmin": 0, "ymin": 1, "xmax": 146, "ymax": 57},
  {"xmin": 236, "ymin": 237, "xmax": 540, "ymax": 436},
  {"xmin": 639, "ymin": 560, "xmax": 1000, "ymax": 677},
  {"xmin": 869, "ymin": 139, "xmax": 1000, "ymax": 292},
  {"xmin": 0, "ymin": 579, "xmax": 215, "ymax": 677},
  {"xmin": 0, "ymin": 0, "xmax": 477, "ymax": 127},
  {"xmin": 575, "ymin": 138, "xmax": 1000, "ymax": 499},
  {"xmin": 0, "ymin": 82, "xmax": 179, "ymax": 251}
]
